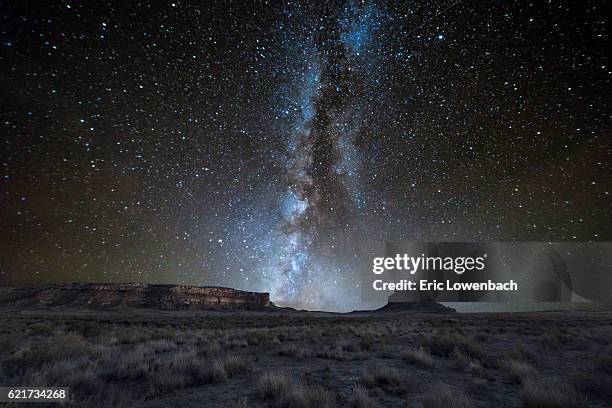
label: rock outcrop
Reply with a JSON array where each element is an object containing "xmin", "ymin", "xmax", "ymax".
[
  {"xmin": 376, "ymin": 301, "xmax": 456, "ymax": 313},
  {"xmin": 0, "ymin": 283, "xmax": 273, "ymax": 310}
]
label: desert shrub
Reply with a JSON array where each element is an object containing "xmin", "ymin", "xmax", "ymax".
[
  {"xmin": 500, "ymin": 358, "xmax": 536, "ymax": 384},
  {"xmin": 195, "ymin": 360, "xmax": 227, "ymax": 384},
  {"xmin": 150, "ymin": 327, "xmax": 177, "ymax": 341},
  {"xmin": 279, "ymin": 343, "xmax": 311, "ymax": 359},
  {"xmin": 505, "ymin": 345, "xmax": 539, "ymax": 364},
  {"xmin": 257, "ymin": 371, "xmax": 291, "ymax": 400},
  {"xmin": 3, "ymin": 334, "xmax": 90, "ymax": 376},
  {"xmin": 421, "ymin": 383, "xmax": 474, "ymax": 408},
  {"xmin": 449, "ymin": 348, "xmax": 484, "ymax": 376},
  {"xmin": 72, "ymin": 383, "xmax": 134, "ymax": 408},
  {"xmin": 419, "ymin": 332, "xmax": 482, "ymax": 359},
  {"xmin": 34, "ymin": 357, "xmax": 92, "ymax": 385},
  {"xmin": 0, "ymin": 336, "xmax": 17, "ymax": 356},
  {"xmin": 62, "ymin": 366, "xmax": 101, "ymax": 396},
  {"xmin": 101, "ymin": 347, "xmax": 150, "ymax": 380},
  {"xmin": 197, "ymin": 340, "xmax": 221, "ymax": 357},
  {"xmin": 277, "ymin": 385, "xmax": 336, "ymax": 408},
  {"xmin": 539, "ymin": 332, "xmax": 563, "ymax": 349},
  {"xmin": 521, "ymin": 378, "xmax": 587, "ymax": 408},
  {"xmin": 590, "ymin": 328, "xmax": 612, "ymax": 346},
  {"xmin": 222, "ymin": 354, "xmax": 251, "ymax": 376},
  {"xmin": 245, "ymin": 329, "xmax": 274, "ymax": 346},
  {"xmin": 359, "ymin": 365, "xmax": 405, "ymax": 394},
  {"xmin": 225, "ymin": 337, "xmax": 248, "ymax": 349},
  {"xmin": 315, "ymin": 345, "xmax": 345, "ymax": 361},
  {"xmin": 147, "ymin": 353, "xmax": 228, "ymax": 395},
  {"xmin": 358, "ymin": 333, "xmax": 377, "ymax": 351},
  {"xmin": 147, "ymin": 371, "xmax": 192, "ymax": 395},
  {"xmin": 147, "ymin": 339, "xmax": 177, "ymax": 353},
  {"xmin": 336, "ymin": 339, "xmax": 359, "ymax": 353},
  {"xmin": 71, "ymin": 321, "xmax": 104, "ymax": 338},
  {"xmin": 29, "ymin": 322, "xmax": 54, "ymax": 337},
  {"xmin": 116, "ymin": 329, "xmax": 151, "ymax": 344},
  {"xmin": 402, "ymin": 347, "xmax": 434, "ymax": 368},
  {"xmin": 349, "ymin": 385, "xmax": 373, "ymax": 408},
  {"xmin": 572, "ymin": 372, "xmax": 612, "ymax": 403},
  {"xmin": 594, "ymin": 355, "xmax": 612, "ymax": 373},
  {"xmin": 229, "ymin": 397, "xmax": 249, "ymax": 408}
]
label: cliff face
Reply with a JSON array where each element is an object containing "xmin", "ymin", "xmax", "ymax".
[{"xmin": 0, "ymin": 283, "xmax": 273, "ymax": 310}]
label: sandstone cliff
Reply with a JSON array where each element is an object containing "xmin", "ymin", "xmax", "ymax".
[{"xmin": 0, "ymin": 283, "xmax": 273, "ymax": 310}]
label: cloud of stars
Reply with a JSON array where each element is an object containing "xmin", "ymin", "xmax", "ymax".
[{"xmin": 0, "ymin": 1, "xmax": 609, "ymax": 311}]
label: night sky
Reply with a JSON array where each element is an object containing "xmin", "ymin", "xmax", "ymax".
[{"xmin": 1, "ymin": 1, "xmax": 610, "ymax": 311}]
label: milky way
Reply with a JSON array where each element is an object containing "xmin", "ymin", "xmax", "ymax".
[
  {"xmin": 269, "ymin": 3, "xmax": 387, "ymax": 307},
  {"xmin": 1, "ymin": 1, "xmax": 610, "ymax": 311}
]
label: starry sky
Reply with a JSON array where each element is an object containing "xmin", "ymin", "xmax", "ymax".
[{"xmin": 1, "ymin": 1, "xmax": 610, "ymax": 311}]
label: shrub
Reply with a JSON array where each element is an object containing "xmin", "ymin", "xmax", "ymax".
[
  {"xmin": 222, "ymin": 355, "xmax": 251, "ymax": 376},
  {"xmin": 29, "ymin": 322, "xmax": 54, "ymax": 337},
  {"xmin": 358, "ymin": 333, "xmax": 377, "ymax": 351},
  {"xmin": 279, "ymin": 344, "xmax": 311, "ymax": 359},
  {"xmin": 595, "ymin": 355, "xmax": 612, "ymax": 374},
  {"xmin": 402, "ymin": 347, "xmax": 434, "ymax": 368},
  {"xmin": 229, "ymin": 397, "xmax": 249, "ymax": 408},
  {"xmin": 147, "ymin": 339, "xmax": 178, "ymax": 353},
  {"xmin": 450, "ymin": 348, "xmax": 484, "ymax": 376},
  {"xmin": 500, "ymin": 359, "xmax": 536, "ymax": 384},
  {"xmin": 257, "ymin": 371, "xmax": 291, "ymax": 400},
  {"xmin": 521, "ymin": 378, "xmax": 587, "ymax": 408},
  {"xmin": 421, "ymin": 383, "xmax": 474, "ymax": 408},
  {"xmin": 359, "ymin": 365, "xmax": 405, "ymax": 394},
  {"xmin": 3, "ymin": 334, "xmax": 90, "ymax": 376},
  {"xmin": 71, "ymin": 321, "xmax": 104, "ymax": 338},
  {"xmin": 277, "ymin": 385, "xmax": 336, "ymax": 408},
  {"xmin": 572, "ymin": 372, "xmax": 612, "ymax": 403},
  {"xmin": 195, "ymin": 360, "xmax": 227, "ymax": 384},
  {"xmin": 420, "ymin": 333, "xmax": 482, "ymax": 359},
  {"xmin": 245, "ymin": 329, "xmax": 274, "ymax": 346},
  {"xmin": 349, "ymin": 385, "xmax": 374, "ymax": 408},
  {"xmin": 147, "ymin": 371, "xmax": 192, "ymax": 395},
  {"xmin": 505, "ymin": 345, "xmax": 539, "ymax": 364}
]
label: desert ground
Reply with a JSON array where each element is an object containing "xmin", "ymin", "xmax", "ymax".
[{"xmin": 0, "ymin": 309, "xmax": 611, "ymax": 407}]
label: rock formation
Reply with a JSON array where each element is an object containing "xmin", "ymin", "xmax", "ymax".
[
  {"xmin": 0, "ymin": 283, "xmax": 273, "ymax": 310},
  {"xmin": 377, "ymin": 301, "xmax": 456, "ymax": 313}
]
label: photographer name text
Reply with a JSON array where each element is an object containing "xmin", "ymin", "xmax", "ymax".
[{"xmin": 371, "ymin": 254, "xmax": 518, "ymax": 292}]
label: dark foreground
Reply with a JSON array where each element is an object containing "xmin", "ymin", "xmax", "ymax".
[{"xmin": 0, "ymin": 309, "xmax": 610, "ymax": 407}]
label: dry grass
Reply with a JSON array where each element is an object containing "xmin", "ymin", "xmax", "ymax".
[
  {"xmin": 3, "ymin": 334, "xmax": 90, "ymax": 376},
  {"xmin": 229, "ymin": 397, "xmax": 249, "ymax": 408},
  {"xmin": 500, "ymin": 358, "xmax": 536, "ymax": 384},
  {"xmin": 0, "ymin": 310, "xmax": 608, "ymax": 407},
  {"xmin": 421, "ymin": 383, "xmax": 474, "ymax": 408},
  {"xmin": 277, "ymin": 385, "xmax": 336, "ymax": 408},
  {"xmin": 521, "ymin": 378, "xmax": 587, "ymax": 408},
  {"xmin": 402, "ymin": 346, "xmax": 434, "ymax": 368},
  {"xmin": 359, "ymin": 365, "xmax": 401, "ymax": 388},
  {"xmin": 279, "ymin": 343, "xmax": 312, "ymax": 359},
  {"xmin": 348, "ymin": 385, "xmax": 373, "ymax": 408},
  {"xmin": 595, "ymin": 354, "xmax": 612, "ymax": 373},
  {"xmin": 419, "ymin": 332, "xmax": 483, "ymax": 359},
  {"xmin": 222, "ymin": 354, "xmax": 252, "ymax": 376},
  {"xmin": 358, "ymin": 364, "xmax": 408, "ymax": 395},
  {"xmin": 450, "ymin": 348, "xmax": 484, "ymax": 377},
  {"xmin": 504, "ymin": 345, "xmax": 539, "ymax": 364},
  {"xmin": 572, "ymin": 371, "xmax": 612, "ymax": 404},
  {"xmin": 256, "ymin": 371, "xmax": 291, "ymax": 400}
]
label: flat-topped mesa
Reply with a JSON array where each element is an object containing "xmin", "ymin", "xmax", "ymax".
[{"xmin": 0, "ymin": 283, "xmax": 273, "ymax": 310}]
